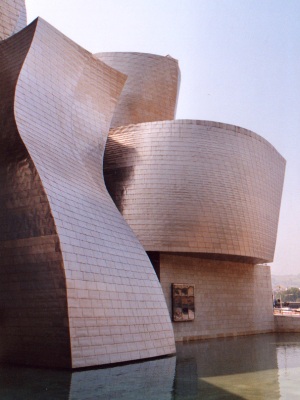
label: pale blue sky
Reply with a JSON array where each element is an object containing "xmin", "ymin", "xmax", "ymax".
[{"xmin": 26, "ymin": 0, "xmax": 300, "ymax": 275}]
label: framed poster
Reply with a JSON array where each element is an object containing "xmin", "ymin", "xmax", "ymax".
[{"xmin": 172, "ymin": 284, "xmax": 195, "ymax": 322}]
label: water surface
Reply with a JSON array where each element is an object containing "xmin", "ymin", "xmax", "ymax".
[{"xmin": 1, "ymin": 333, "xmax": 300, "ymax": 399}]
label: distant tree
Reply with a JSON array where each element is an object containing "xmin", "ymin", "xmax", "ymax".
[{"xmin": 281, "ymin": 287, "xmax": 300, "ymax": 302}]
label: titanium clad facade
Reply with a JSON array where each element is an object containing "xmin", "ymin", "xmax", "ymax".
[
  {"xmin": 95, "ymin": 52, "xmax": 180, "ymax": 128},
  {"xmin": 0, "ymin": 0, "xmax": 27, "ymax": 40},
  {"xmin": 0, "ymin": 0, "xmax": 287, "ymax": 367},
  {"xmin": 0, "ymin": 20, "xmax": 71, "ymax": 369},
  {"xmin": 0, "ymin": 18, "xmax": 175, "ymax": 368},
  {"xmin": 104, "ymin": 120, "xmax": 286, "ymax": 263}
]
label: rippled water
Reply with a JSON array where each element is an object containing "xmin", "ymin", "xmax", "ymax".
[{"xmin": 1, "ymin": 333, "xmax": 300, "ymax": 399}]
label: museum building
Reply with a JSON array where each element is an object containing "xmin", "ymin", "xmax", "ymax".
[{"xmin": 0, "ymin": 0, "xmax": 285, "ymax": 369}]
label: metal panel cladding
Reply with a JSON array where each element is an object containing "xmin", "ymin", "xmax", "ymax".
[
  {"xmin": 95, "ymin": 52, "xmax": 181, "ymax": 128},
  {"xmin": 104, "ymin": 120, "xmax": 286, "ymax": 264},
  {"xmin": 0, "ymin": 18, "xmax": 175, "ymax": 369},
  {"xmin": 0, "ymin": 0, "xmax": 27, "ymax": 40}
]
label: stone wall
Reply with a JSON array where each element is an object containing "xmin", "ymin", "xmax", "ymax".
[
  {"xmin": 275, "ymin": 315, "xmax": 300, "ymax": 332},
  {"xmin": 159, "ymin": 253, "xmax": 275, "ymax": 341}
]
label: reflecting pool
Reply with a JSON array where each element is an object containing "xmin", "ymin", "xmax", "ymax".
[{"xmin": 1, "ymin": 333, "xmax": 300, "ymax": 399}]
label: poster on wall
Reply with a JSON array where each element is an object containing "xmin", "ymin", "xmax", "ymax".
[{"xmin": 172, "ymin": 284, "xmax": 195, "ymax": 322}]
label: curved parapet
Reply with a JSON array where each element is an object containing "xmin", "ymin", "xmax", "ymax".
[
  {"xmin": 95, "ymin": 52, "xmax": 180, "ymax": 128},
  {"xmin": 104, "ymin": 120, "xmax": 286, "ymax": 263},
  {"xmin": 0, "ymin": 18, "xmax": 175, "ymax": 369},
  {"xmin": 0, "ymin": 0, "xmax": 27, "ymax": 40}
]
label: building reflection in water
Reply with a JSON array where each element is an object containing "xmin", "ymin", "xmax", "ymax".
[
  {"xmin": 0, "ymin": 356, "xmax": 176, "ymax": 400},
  {"xmin": 70, "ymin": 357, "xmax": 176, "ymax": 400},
  {"xmin": 2, "ymin": 333, "xmax": 300, "ymax": 399},
  {"xmin": 276, "ymin": 333, "xmax": 300, "ymax": 399},
  {"xmin": 175, "ymin": 333, "xmax": 281, "ymax": 399}
]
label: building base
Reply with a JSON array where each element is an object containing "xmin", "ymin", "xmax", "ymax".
[{"xmin": 156, "ymin": 253, "xmax": 275, "ymax": 341}]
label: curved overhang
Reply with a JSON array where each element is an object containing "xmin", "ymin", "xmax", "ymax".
[{"xmin": 104, "ymin": 119, "xmax": 286, "ymax": 264}]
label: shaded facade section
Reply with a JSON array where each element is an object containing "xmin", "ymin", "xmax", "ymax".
[
  {"xmin": 11, "ymin": 18, "xmax": 175, "ymax": 368},
  {"xmin": 104, "ymin": 120, "xmax": 285, "ymax": 263},
  {"xmin": 0, "ymin": 21, "xmax": 71, "ymax": 368},
  {"xmin": 0, "ymin": 0, "xmax": 27, "ymax": 40},
  {"xmin": 95, "ymin": 52, "xmax": 180, "ymax": 128}
]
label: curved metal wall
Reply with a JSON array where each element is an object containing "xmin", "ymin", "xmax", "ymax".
[
  {"xmin": 104, "ymin": 120, "xmax": 286, "ymax": 263},
  {"xmin": 0, "ymin": 20, "xmax": 71, "ymax": 369},
  {"xmin": 0, "ymin": 0, "xmax": 27, "ymax": 40},
  {"xmin": 95, "ymin": 52, "xmax": 180, "ymax": 128},
  {"xmin": 0, "ymin": 19, "xmax": 175, "ymax": 368}
]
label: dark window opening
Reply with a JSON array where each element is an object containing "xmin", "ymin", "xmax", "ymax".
[{"xmin": 147, "ymin": 251, "xmax": 160, "ymax": 280}]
